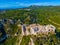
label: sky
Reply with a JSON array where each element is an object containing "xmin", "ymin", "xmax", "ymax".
[{"xmin": 0, "ymin": 0, "xmax": 60, "ymax": 9}]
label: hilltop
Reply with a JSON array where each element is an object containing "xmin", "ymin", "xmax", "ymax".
[{"xmin": 0, "ymin": 6, "xmax": 60, "ymax": 45}]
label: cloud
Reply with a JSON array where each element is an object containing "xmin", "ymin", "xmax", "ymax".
[
  {"xmin": 28, "ymin": 2, "xmax": 60, "ymax": 6},
  {"xmin": 15, "ymin": 2, "xmax": 60, "ymax": 6},
  {"xmin": 0, "ymin": 1, "xmax": 60, "ymax": 9}
]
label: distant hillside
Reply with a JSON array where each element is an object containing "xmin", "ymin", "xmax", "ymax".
[{"xmin": 21, "ymin": 5, "xmax": 60, "ymax": 11}]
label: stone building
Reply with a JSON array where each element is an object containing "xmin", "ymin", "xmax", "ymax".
[{"xmin": 19, "ymin": 24, "xmax": 56, "ymax": 35}]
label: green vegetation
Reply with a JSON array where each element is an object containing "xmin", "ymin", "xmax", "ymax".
[
  {"xmin": 0, "ymin": 6, "xmax": 60, "ymax": 45},
  {"xmin": 34, "ymin": 34, "xmax": 60, "ymax": 45},
  {"xmin": 20, "ymin": 36, "xmax": 30, "ymax": 45},
  {"xmin": 2, "ymin": 36, "xmax": 19, "ymax": 45}
]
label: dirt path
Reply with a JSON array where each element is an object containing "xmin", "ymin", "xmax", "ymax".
[
  {"xmin": 48, "ymin": 19, "xmax": 60, "ymax": 26},
  {"xmin": 18, "ymin": 34, "xmax": 23, "ymax": 45},
  {"xmin": 29, "ymin": 38, "xmax": 34, "ymax": 45},
  {"xmin": 48, "ymin": 19, "xmax": 60, "ymax": 29}
]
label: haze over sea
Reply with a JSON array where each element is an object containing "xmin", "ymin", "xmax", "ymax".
[{"xmin": 0, "ymin": 0, "xmax": 60, "ymax": 10}]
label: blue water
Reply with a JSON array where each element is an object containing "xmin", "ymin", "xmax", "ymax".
[
  {"xmin": 0, "ymin": 6, "xmax": 25, "ymax": 10},
  {"xmin": 0, "ymin": 1, "xmax": 27, "ymax": 10}
]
